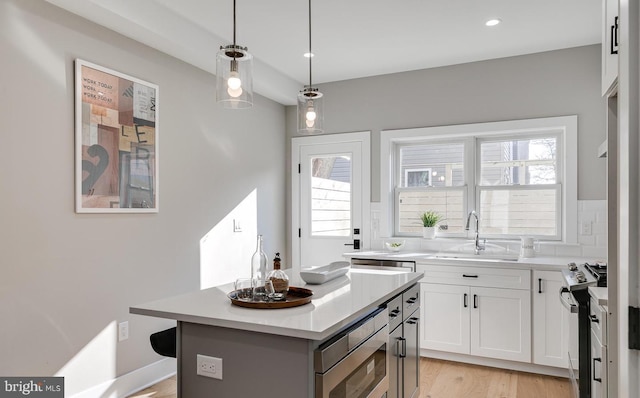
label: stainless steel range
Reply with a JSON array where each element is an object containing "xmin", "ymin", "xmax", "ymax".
[{"xmin": 560, "ymin": 261, "xmax": 607, "ymax": 398}]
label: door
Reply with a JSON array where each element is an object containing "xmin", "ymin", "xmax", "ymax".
[
  {"xmin": 533, "ymin": 270, "xmax": 571, "ymax": 367},
  {"xmin": 292, "ymin": 132, "xmax": 370, "ymax": 270},
  {"xmin": 420, "ymin": 283, "xmax": 470, "ymax": 354},
  {"xmin": 470, "ymin": 287, "xmax": 532, "ymax": 362}
]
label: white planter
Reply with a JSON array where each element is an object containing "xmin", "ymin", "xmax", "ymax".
[{"xmin": 422, "ymin": 227, "xmax": 437, "ymax": 239}]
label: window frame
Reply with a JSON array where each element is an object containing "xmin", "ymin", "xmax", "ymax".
[{"xmin": 380, "ymin": 116, "xmax": 578, "ymax": 243}]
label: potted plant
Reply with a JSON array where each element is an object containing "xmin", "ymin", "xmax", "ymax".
[{"xmin": 420, "ymin": 211, "xmax": 443, "ymax": 239}]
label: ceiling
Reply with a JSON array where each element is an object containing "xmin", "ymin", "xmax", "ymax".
[{"xmin": 45, "ymin": 0, "xmax": 601, "ymax": 105}]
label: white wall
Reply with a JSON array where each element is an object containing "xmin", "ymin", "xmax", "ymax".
[{"xmin": 0, "ymin": 0, "xmax": 286, "ymax": 395}]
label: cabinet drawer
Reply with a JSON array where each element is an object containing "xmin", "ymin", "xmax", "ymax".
[
  {"xmin": 590, "ymin": 297, "xmax": 607, "ymax": 344},
  {"xmin": 402, "ymin": 284, "xmax": 420, "ymax": 320},
  {"xmin": 417, "ymin": 264, "xmax": 530, "ymax": 290},
  {"xmin": 387, "ymin": 294, "xmax": 403, "ymax": 332}
]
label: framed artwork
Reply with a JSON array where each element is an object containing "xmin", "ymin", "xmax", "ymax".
[{"xmin": 75, "ymin": 59, "xmax": 159, "ymax": 213}]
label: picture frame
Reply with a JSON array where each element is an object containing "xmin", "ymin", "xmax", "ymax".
[{"xmin": 75, "ymin": 59, "xmax": 159, "ymax": 213}]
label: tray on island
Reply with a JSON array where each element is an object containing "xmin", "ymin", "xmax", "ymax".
[{"xmin": 228, "ymin": 286, "xmax": 313, "ymax": 309}]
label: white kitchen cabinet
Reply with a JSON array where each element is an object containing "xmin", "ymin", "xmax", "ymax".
[
  {"xmin": 471, "ymin": 286, "xmax": 531, "ymax": 362},
  {"xmin": 420, "ymin": 283, "xmax": 470, "ymax": 354},
  {"xmin": 602, "ymin": 0, "xmax": 619, "ymax": 95},
  {"xmin": 532, "ymin": 270, "xmax": 571, "ymax": 368},
  {"xmin": 420, "ymin": 272, "xmax": 531, "ymax": 363}
]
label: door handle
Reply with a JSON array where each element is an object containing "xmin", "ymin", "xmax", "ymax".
[
  {"xmin": 463, "ymin": 293, "xmax": 468, "ymax": 308},
  {"xmin": 559, "ymin": 286, "xmax": 579, "ymax": 313},
  {"xmin": 343, "ymin": 239, "xmax": 360, "ymax": 249},
  {"xmin": 473, "ymin": 294, "xmax": 478, "ymax": 309}
]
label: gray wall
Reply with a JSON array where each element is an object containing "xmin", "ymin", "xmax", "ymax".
[
  {"xmin": 287, "ymin": 44, "xmax": 606, "ymax": 204},
  {"xmin": 0, "ymin": 0, "xmax": 285, "ymax": 395}
]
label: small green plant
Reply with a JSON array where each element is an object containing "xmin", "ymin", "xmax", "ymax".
[{"xmin": 420, "ymin": 211, "xmax": 443, "ymax": 227}]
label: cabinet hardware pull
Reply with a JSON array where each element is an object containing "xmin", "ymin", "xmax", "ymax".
[
  {"xmin": 464, "ymin": 293, "xmax": 468, "ymax": 308},
  {"xmin": 463, "ymin": 274, "xmax": 478, "ymax": 278},
  {"xmin": 390, "ymin": 308, "xmax": 400, "ymax": 318},
  {"xmin": 398, "ymin": 337, "xmax": 407, "ymax": 358},
  {"xmin": 407, "ymin": 317, "xmax": 419, "ymax": 325},
  {"xmin": 611, "ymin": 16, "xmax": 619, "ymax": 55},
  {"xmin": 590, "ymin": 314, "xmax": 600, "ymax": 324},
  {"xmin": 538, "ymin": 278, "xmax": 542, "ymax": 294},
  {"xmin": 473, "ymin": 294, "xmax": 478, "ymax": 309},
  {"xmin": 593, "ymin": 357, "xmax": 602, "ymax": 382},
  {"xmin": 406, "ymin": 297, "xmax": 418, "ymax": 305}
]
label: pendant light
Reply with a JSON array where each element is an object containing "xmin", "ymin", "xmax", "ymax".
[
  {"xmin": 216, "ymin": 0, "xmax": 253, "ymax": 109},
  {"xmin": 297, "ymin": 0, "xmax": 324, "ymax": 133}
]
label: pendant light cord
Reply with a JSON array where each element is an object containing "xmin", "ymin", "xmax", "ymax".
[
  {"xmin": 308, "ymin": 0, "xmax": 312, "ymax": 88},
  {"xmin": 233, "ymin": 0, "xmax": 237, "ymax": 46}
]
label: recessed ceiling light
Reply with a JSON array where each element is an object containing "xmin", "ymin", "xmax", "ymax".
[
  {"xmin": 304, "ymin": 52, "xmax": 314, "ymax": 58},
  {"xmin": 485, "ymin": 18, "xmax": 501, "ymax": 27}
]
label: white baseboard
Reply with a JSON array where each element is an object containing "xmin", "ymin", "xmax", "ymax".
[
  {"xmin": 421, "ymin": 349, "xmax": 570, "ymax": 378},
  {"xmin": 69, "ymin": 358, "xmax": 176, "ymax": 398}
]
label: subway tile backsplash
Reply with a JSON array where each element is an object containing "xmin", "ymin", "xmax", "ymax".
[{"xmin": 370, "ymin": 200, "xmax": 608, "ymax": 259}]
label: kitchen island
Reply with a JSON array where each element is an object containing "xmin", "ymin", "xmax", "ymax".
[{"xmin": 130, "ymin": 268, "xmax": 422, "ymax": 397}]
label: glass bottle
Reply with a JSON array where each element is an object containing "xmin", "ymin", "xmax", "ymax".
[
  {"xmin": 267, "ymin": 252, "xmax": 289, "ymax": 295},
  {"xmin": 251, "ymin": 235, "xmax": 268, "ymax": 288}
]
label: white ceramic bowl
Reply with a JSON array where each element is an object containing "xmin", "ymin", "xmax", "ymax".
[{"xmin": 385, "ymin": 240, "xmax": 405, "ymax": 252}]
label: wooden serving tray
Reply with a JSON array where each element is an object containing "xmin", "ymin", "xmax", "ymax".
[{"xmin": 228, "ymin": 286, "xmax": 313, "ymax": 309}]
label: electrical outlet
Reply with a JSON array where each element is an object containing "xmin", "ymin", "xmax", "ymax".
[
  {"xmin": 580, "ymin": 222, "xmax": 592, "ymax": 235},
  {"xmin": 118, "ymin": 321, "xmax": 129, "ymax": 342},
  {"xmin": 197, "ymin": 354, "xmax": 223, "ymax": 380}
]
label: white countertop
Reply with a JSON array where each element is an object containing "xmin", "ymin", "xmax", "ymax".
[
  {"xmin": 589, "ymin": 286, "xmax": 608, "ymax": 306},
  {"xmin": 130, "ymin": 268, "xmax": 422, "ymax": 341},
  {"xmin": 344, "ymin": 250, "xmax": 599, "ymax": 271}
]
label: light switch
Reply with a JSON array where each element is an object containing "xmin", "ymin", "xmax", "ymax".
[{"xmin": 233, "ymin": 219, "xmax": 242, "ymax": 233}]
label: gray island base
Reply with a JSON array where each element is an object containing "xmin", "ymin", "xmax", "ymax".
[{"xmin": 131, "ymin": 268, "xmax": 423, "ymax": 397}]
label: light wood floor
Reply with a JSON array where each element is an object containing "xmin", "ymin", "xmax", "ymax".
[{"xmin": 128, "ymin": 358, "xmax": 571, "ymax": 398}]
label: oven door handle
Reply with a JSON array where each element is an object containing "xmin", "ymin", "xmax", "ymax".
[{"xmin": 559, "ymin": 286, "xmax": 579, "ymax": 313}]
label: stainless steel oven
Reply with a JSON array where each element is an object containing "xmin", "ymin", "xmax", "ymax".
[
  {"xmin": 560, "ymin": 284, "xmax": 580, "ymax": 398},
  {"xmin": 560, "ymin": 262, "xmax": 603, "ymax": 398},
  {"xmin": 314, "ymin": 308, "xmax": 389, "ymax": 398}
]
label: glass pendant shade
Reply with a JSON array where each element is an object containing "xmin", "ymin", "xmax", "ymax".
[
  {"xmin": 297, "ymin": 87, "xmax": 324, "ymax": 134},
  {"xmin": 216, "ymin": 44, "xmax": 253, "ymax": 108}
]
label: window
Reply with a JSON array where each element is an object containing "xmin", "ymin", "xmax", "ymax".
[
  {"xmin": 381, "ymin": 116, "xmax": 577, "ymax": 242},
  {"xmin": 395, "ymin": 141, "xmax": 467, "ymax": 235},
  {"xmin": 478, "ymin": 136, "xmax": 561, "ymax": 238},
  {"xmin": 310, "ymin": 155, "xmax": 351, "ymax": 236}
]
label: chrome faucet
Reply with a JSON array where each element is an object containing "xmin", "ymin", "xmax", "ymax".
[{"xmin": 465, "ymin": 210, "xmax": 486, "ymax": 255}]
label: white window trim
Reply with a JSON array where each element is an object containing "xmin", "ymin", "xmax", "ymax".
[{"xmin": 380, "ymin": 115, "xmax": 578, "ymax": 243}]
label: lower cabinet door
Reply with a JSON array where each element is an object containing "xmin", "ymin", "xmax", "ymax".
[
  {"xmin": 387, "ymin": 324, "xmax": 402, "ymax": 398},
  {"xmin": 403, "ymin": 310, "xmax": 420, "ymax": 398},
  {"xmin": 532, "ymin": 270, "xmax": 570, "ymax": 367},
  {"xmin": 420, "ymin": 283, "xmax": 470, "ymax": 354},
  {"xmin": 470, "ymin": 286, "xmax": 532, "ymax": 362}
]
